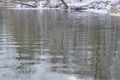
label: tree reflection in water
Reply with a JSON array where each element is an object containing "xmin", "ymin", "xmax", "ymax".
[{"xmin": 0, "ymin": 9, "xmax": 120, "ymax": 80}]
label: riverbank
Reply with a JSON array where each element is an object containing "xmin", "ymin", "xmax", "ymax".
[{"xmin": 5, "ymin": 0, "xmax": 120, "ymax": 16}]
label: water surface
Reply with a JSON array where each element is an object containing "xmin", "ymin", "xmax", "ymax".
[{"xmin": 0, "ymin": 9, "xmax": 120, "ymax": 80}]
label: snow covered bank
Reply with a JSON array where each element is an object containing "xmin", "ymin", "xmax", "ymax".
[{"xmin": 7, "ymin": 0, "xmax": 120, "ymax": 16}]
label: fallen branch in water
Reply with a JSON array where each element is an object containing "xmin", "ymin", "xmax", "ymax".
[{"xmin": 60, "ymin": 0, "xmax": 68, "ymax": 9}]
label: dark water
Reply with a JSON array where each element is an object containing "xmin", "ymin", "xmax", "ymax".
[{"xmin": 0, "ymin": 9, "xmax": 120, "ymax": 80}]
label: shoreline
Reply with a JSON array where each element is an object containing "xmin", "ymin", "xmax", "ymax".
[{"xmin": 7, "ymin": 8, "xmax": 120, "ymax": 17}]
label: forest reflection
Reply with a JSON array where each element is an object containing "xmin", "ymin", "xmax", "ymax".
[{"xmin": 0, "ymin": 9, "xmax": 120, "ymax": 80}]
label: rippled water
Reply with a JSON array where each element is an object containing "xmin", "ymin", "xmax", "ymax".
[{"xmin": 0, "ymin": 9, "xmax": 120, "ymax": 80}]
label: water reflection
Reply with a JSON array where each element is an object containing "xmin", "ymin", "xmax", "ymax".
[{"xmin": 0, "ymin": 9, "xmax": 120, "ymax": 80}]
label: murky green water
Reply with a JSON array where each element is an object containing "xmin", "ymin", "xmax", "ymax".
[{"xmin": 0, "ymin": 9, "xmax": 120, "ymax": 80}]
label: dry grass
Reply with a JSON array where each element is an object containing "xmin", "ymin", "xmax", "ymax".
[{"xmin": 107, "ymin": 6, "xmax": 120, "ymax": 14}]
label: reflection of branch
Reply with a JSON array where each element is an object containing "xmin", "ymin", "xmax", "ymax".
[{"xmin": 94, "ymin": 27, "xmax": 101, "ymax": 79}]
